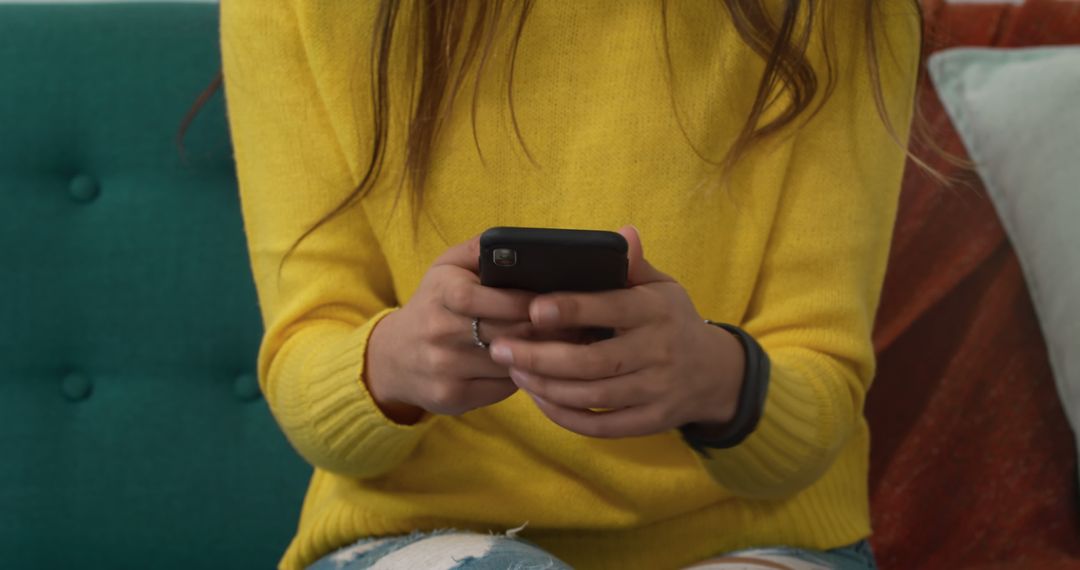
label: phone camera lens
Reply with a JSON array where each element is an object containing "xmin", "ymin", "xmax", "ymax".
[{"xmin": 493, "ymin": 248, "xmax": 517, "ymax": 267}]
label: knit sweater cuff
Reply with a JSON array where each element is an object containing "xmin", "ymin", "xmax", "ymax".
[
  {"xmin": 274, "ymin": 307, "xmax": 436, "ymax": 478},
  {"xmin": 690, "ymin": 350, "xmax": 851, "ymax": 499}
]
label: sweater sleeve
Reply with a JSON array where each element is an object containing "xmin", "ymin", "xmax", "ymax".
[
  {"xmin": 692, "ymin": 4, "xmax": 920, "ymax": 499},
  {"xmin": 221, "ymin": 0, "xmax": 435, "ymax": 479}
]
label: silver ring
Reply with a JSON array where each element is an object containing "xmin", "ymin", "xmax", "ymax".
[{"xmin": 471, "ymin": 317, "xmax": 489, "ymax": 349}]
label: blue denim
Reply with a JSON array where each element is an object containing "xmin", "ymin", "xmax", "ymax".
[
  {"xmin": 307, "ymin": 529, "xmax": 877, "ymax": 570},
  {"xmin": 719, "ymin": 539, "xmax": 877, "ymax": 569}
]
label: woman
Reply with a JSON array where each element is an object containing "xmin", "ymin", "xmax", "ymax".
[{"xmin": 220, "ymin": 0, "xmax": 921, "ymax": 568}]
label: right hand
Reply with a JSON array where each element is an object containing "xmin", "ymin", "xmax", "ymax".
[{"xmin": 364, "ymin": 235, "xmax": 538, "ymax": 424}]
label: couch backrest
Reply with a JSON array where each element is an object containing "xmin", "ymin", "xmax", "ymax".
[{"xmin": 0, "ymin": 4, "xmax": 310, "ymax": 568}]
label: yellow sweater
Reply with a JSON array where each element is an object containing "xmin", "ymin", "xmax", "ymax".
[{"xmin": 221, "ymin": 1, "xmax": 919, "ymax": 569}]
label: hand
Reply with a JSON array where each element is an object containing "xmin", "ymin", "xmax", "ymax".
[
  {"xmin": 488, "ymin": 226, "xmax": 746, "ymax": 438},
  {"xmin": 365, "ymin": 235, "xmax": 539, "ymax": 423}
]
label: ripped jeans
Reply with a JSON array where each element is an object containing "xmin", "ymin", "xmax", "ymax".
[{"xmin": 306, "ymin": 528, "xmax": 877, "ymax": 570}]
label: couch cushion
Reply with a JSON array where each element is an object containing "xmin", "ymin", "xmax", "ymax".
[{"xmin": 0, "ymin": 3, "xmax": 309, "ymax": 568}]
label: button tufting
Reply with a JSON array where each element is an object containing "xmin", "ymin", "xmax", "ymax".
[
  {"xmin": 68, "ymin": 174, "xmax": 100, "ymax": 202},
  {"xmin": 233, "ymin": 373, "xmax": 261, "ymax": 402},
  {"xmin": 61, "ymin": 372, "xmax": 93, "ymax": 402}
]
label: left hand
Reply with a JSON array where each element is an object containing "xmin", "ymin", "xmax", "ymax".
[{"xmin": 487, "ymin": 226, "xmax": 747, "ymax": 438}]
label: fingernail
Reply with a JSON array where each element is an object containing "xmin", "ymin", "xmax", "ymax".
[
  {"xmin": 490, "ymin": 344, "xmax": 513, "ymax": 365},
  {"xmin": 508, "ymin": 368, "xmax": 525, "ymax": 385},
  {"xmin": 532, "ymin": 301, "xmax": 559, "ymax": 325}
]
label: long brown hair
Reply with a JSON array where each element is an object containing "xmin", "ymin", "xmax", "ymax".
[{"xmin": 182, "ymin": 0, "xmax": 943, "ymax": 276}]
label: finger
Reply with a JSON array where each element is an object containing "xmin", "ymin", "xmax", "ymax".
[
  {"xmin": 465, "ymin": 317, "xmax": 590, "ymax": 346},
  {"xmin": 616, "ymin": 225, "xmax": 674, "ymax": 287},
  {"xmin": 528, "ymin": 327, "xmax": 598, "ymax": 344},
  {"xmin": 488, "ymin": 331, "xmax": 652, "ymax": 380},
  {"xmin": 509, "ymin": 367, "xmax": 656, "ymax": 410},
  {"xmin": 529, "ymin": 288, "xmax": 662, "ymax": 330},
  {"xmin": 450, "ymin": 344, "xmax": 519, "ymax": 379},
  {"xmin": 460, "ymin": 317, "xmax": 537, "ymax": 348},
  {"xmin": 413, "ymin": 329, "xmax": 515, "ymax": 379},
  {"xmin": 463, "ymin": 377, "xmax": 519, "ymax": 408},
  {"xmin": 440, "ymin": 276, "xmax": 535, "ymax": 321},
  {"xmin": 432, "ymin": 234, "xmax": 482, "ymax": 272},
  {"xmin": 527, "ymin": 394, "xmax": 668, "ymax": 438},
  {"xmin": 423, "ymin": 377, "xmax": 517, "ymax": 416}
]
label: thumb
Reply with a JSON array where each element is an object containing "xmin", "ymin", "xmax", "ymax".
[{"xmin": 617, "ymin": 225, "xmax": 672, "ymax": 286}]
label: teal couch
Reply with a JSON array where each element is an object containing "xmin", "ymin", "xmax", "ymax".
[{"xmin": 0, "ymin": 3, "xmax": 310, "ymax": 568}]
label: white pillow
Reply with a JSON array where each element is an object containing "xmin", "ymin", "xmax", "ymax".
[{"xmin": 929, "ymin": 46, "xmax": 1080, "ymax": 484}]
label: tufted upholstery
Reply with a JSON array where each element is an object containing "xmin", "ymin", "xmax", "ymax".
[{"xmin": 0, "ymin": 3, "xmax": 309, "ymax": 568}]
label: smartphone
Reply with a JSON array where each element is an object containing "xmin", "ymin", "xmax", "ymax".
[
  {"xmin": 479, "ymin": 226, "xmax": 628, "ymax": 342},
  {"xmin": 479, "ymin": 226, "xmax": 628, "ymax": 293}
]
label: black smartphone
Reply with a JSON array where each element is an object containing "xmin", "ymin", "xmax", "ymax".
[
  {"xmin": 479, "ymin": 226, "xmax": 628, "ymax": 293},
  {"xmin": 479, "ymin": 226, "xmax": 628, "ymax": 342}
]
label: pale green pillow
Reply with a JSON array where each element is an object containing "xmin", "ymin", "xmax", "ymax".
[{"xmin": 929, "ymin": 47, "xmax": 1080, "ymax": 478}]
